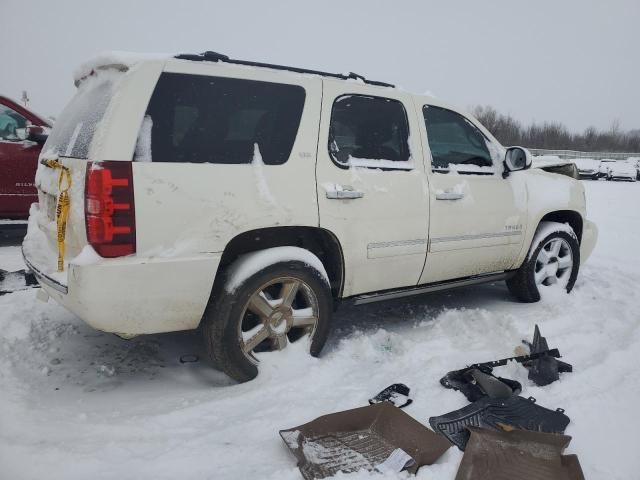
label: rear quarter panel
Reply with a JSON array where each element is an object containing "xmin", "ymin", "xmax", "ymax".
[{"xmin": 130, "ymin": 61, "xmax": 323, "ymax": 257}]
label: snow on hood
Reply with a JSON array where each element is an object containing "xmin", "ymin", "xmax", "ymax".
[
  {"xmin": 532, "ymin": 155, "xmax": 574, "ymax": 169},
  {"xmin": 73, "ymin": 51, "xmax": 171, "ymax": 86}
]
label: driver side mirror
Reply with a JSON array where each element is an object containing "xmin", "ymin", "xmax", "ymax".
[
  {"xmin": 503, "ymin": 146, "xmax": 532, "ymax": 178},
  {"xmin": 26, "ymin": 125, "xmax": 48, "ymax": 145}
]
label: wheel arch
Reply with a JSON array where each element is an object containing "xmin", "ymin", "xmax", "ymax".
[
  {"xmin": 538, "ymin": 210, "xmax": 583, "ymax": 243},
  {"xmin": 507, "ymin": 212, "xmax": 582, "ymax": 302},
  {"xmin": 214, "ymin": 226, "xmax": 345, "ymax": 301},
  {"xmin": 512, "ymin": 209, "xmax": 584, "ymax": 271}
]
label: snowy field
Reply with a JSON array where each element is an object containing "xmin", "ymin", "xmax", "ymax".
[{"xmin": 1, "ymin": 180, "xmax": 639, "ymax": 479}]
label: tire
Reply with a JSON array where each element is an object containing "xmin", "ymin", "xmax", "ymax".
[
  {"xmin": 201, "ymin": 250, "xmax": 333, "ymax": 382},
  {"xmin": 506, "ymin": 222, "xmax": 580, "ymax": 303}
]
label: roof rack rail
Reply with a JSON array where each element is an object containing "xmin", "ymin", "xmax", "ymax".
[{"xmin": 174, "ymin": 51, "xmax": 395, "ymax": 88}]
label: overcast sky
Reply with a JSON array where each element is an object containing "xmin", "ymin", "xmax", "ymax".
[{"xmin": 1, "ymin": 0, "xmax": 638, "ymax": 132}]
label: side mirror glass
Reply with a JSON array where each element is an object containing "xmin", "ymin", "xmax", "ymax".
[
  {"xmin": 26, "ymin": 125, "xmax": 48, "ymax": 145},
  {"xmin": 504, "ymin": 146, "xmax": 532, "ymax": 174}
]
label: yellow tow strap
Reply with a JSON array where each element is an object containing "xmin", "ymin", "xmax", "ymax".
[{"xmin": 43, "ymin": 159, "xmax": 72, "ymax": 272}]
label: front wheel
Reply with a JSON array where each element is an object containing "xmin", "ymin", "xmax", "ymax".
[
  {"xmin": 507, "ymin": 222, "xmax": 580, "ymax": 303},
  {"xmin": 201, "ymin": 248, "xmax": 333, "ymax": 382}
]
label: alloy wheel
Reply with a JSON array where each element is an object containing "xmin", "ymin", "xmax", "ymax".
[
  {"xmin": 534, "ymin": 237, "xmax": 574, "ymax": 288},
  {"xmin": 238, "ymin": 276, "xmax": 320, "ymax": 363}
]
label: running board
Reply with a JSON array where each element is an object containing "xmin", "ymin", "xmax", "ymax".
[{"xmin": 351, "ymin": 271, "xmax": 514, "ymax": 305}]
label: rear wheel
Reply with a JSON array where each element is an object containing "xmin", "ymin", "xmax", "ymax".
[
  {"xmin": 507, "ymin": 222, "xmax": 580, "ymax": 302},
  {"xmin": 201, "ymin": 250, "xmax": 332, "ymax": 382}
]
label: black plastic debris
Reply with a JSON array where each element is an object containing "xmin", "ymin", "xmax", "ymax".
[
  {"xmin": 179, "ymin": 354, "xmax": 199, "ymax": 364},
  {"xmin": 469, "ymin": 347, "xmax": 562, "ymax": 370},
  {"xmin": 455, "ymin": 427, "xmax": 585, "ymax": 480},
  {"xmin": 440, "ymin": 365, "xmax": 521, "ymax": 402},
  {"xmin": 280, "ymin": 403, "xmax": 450, "ymax": 479},
  {"xmin": 429, "ymin": 395, "xmax": 570, "ymax": 450},
  {"xmin": 0, "ymin": 269, "xmax": 39, "ymax": 296},
  {"xmin": 369, "ymin": 383, "xmax": 413, "ymax": 409},
  {"xmin": 440, "ymin": 341, "xmax": 566, "ymax": 401},
  {"xmin": 522, "ymin": 325, "xmax": 573, "ymax": 386}
]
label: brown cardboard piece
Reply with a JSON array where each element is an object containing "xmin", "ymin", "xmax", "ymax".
[
  {"xmin": 279, "ymin": 402, "xmax": 451, "ymax": 479},
  {"xmin": 455, "ymin": 427, "xmax": 585, "ymax": 480}
]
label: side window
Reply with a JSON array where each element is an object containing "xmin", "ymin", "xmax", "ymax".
[
  {"xmin": 144, "ymin": 73, "xmax": 306, "ymax": 164},
  {"xmin": 329, "ymin": 95, "xmax": 410, "ymax": 167},
  {"xmin": 0, "ymin": 104, "xmax": 27, "ymax": 141},
  {"xmin": 423, "ymin": 105, "xmax": 492, "ymax": 171}
]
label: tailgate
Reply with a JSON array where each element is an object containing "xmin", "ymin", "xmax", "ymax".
[
  {"xmin": 22, "ymin": 68, "xmax": 124, "ymax": 284},
  {"xmin": 23, "ymin": 156, "xmax": 89, "ymax": 285}
]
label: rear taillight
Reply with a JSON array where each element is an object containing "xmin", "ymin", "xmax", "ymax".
[{"xmin": 85, "ymin": 161, "xmax": 136, "ymax": 257}]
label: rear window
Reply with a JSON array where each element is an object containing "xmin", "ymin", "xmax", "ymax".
[
  {"xmin": 143, "ymin": 73, "xmax": 306, "ymax": 165},
  {"xmin": 44, "ymin": 72, "xmax": 118, "ymax": 159}
]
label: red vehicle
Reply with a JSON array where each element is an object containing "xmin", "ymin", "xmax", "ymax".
[{"xmin": 0, "ymin": 95, "xmax": 51, "ymax": 219}]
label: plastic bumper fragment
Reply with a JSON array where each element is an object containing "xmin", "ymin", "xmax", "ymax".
[
  {"xmin": 369, "ymin": 383, "xmax": 413, "ymax": 408},
  {"xmin": 429, "ymin": 395, "xmax": 570, "ymax": 450},
  {"xmin": 440, "ymin": 365, "xmax": 521, "ymax": 402},
  {"xmin": 523, "ymin": 325, "xmax": 572, "ymax": 386}
]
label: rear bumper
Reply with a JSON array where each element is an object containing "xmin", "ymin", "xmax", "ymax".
[
  {"xmin": 25, "ymin": 250, "xmax": 221, "ymax": 336},
  {"xmin": 23, "ymin": 249, "xmax": 68, "ymax": 293},
  {"xmin": 580, "ymin": 219, "xmax": 597, "ymax": 265}
]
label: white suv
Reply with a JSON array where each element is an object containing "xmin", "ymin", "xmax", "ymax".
[{"xmin": 23, "ymin": 51, "xmax": 597, "ymax": 382}]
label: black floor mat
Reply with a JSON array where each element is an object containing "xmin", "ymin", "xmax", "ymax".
[{"xmin": 429, "ymin": 395, "xmax": 570, "ymax": 450}]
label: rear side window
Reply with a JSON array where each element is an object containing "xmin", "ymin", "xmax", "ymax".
[
  {"xmin": 329, "ymin": 95, "xmax": 410, "ymax": 167},
  {"xmin": 423, "ymin": 106, "xmax": 492, "ymax": 171},
  {"xmin": 44, "ymin": 72, "xmax": 117, "ymax": 158},
  {"xmin": 144, "ymin": 73, "xmax": 305, "ymax": 165}
]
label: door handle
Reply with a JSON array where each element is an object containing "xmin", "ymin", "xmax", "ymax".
[
  {"xmin": 435, "ymin": 191, "xmax": 464, "ymax": 200},
  {"xmin": 326, "ymin": 185, "xmax": 365, "ymax": 200}
]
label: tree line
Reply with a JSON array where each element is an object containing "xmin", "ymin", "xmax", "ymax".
[{"xmin": 472, "ymin": 105, "xmax": 640, "ymax": 153}]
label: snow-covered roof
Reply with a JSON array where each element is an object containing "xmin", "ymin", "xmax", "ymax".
[{"xmin": 73, "ymin": 51, "xmax": 170, "ymax": 86}]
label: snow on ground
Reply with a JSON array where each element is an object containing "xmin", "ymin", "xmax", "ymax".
[
  {"xmin": 0, "ymin": 246, "xmax": 25, "ymax": 272},
  {"xmin": 1, "ymin": 180, "xmax": 639, "ymax": 479}
]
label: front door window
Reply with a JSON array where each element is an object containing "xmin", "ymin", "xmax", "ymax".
[{"xmin": 423, "ymin": 105, "xmax": 492, "ymax": 172}]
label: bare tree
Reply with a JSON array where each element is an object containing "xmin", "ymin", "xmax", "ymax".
[{"xmin": 472, "ymin": 105, "xmax": 640, "ymax": 152}]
